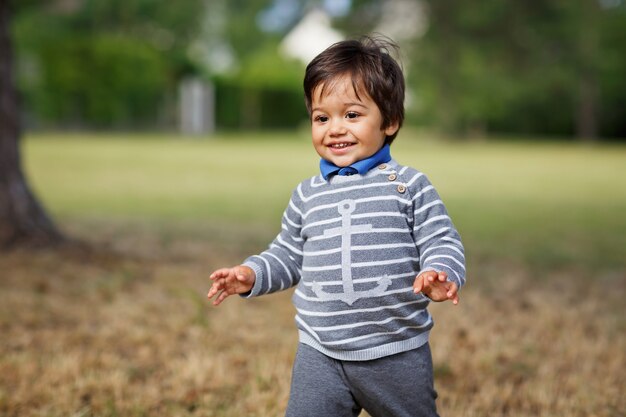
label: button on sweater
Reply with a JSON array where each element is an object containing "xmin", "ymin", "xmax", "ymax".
[{"xmin": 243, "ymin": 159, "xmax": 466, "ymax": 361}]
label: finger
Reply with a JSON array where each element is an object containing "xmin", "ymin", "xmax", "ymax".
[
  {"xmin": 446, "ymin": 282, "xmax": 458, "ymax": 298},
  {"xmin": 413, "ymin": 276, "xmax": 424, "ymax": 293},
  {"xmin": 210, "ymin": 268, "xmax": 230, "ymax": 280},
  {"xmin": 213, "ymin": 289, "xmax": 230, "ymax": 306},
  {"xmin": 207, "ymin": 286, "xmax": 216, "ymax": 299},
  {"xmin": 207, "ymin": 281, "xmax": 222, "ymax": 299},
  {"xmin": 446, "ymin": 282, "xmax": 459, "ymax": 304},
  {"xmin": 418, "ymin": 271, "xmax": 436, "ymax": 283},
  {"xmin": 422, "ymin": 276, "xmax": 432, "ymax": 291},
  {"xmin": 438, "ymin": 271, "xmax": 448, "ymax": 282},
  {"xmin": 451, "ymin": 293, "xmax": 460, "ymax": 305}
]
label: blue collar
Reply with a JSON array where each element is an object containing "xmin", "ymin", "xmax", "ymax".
[{"xmin": 320, "ymin": 144, "xmax": 392, "ymax": 180}]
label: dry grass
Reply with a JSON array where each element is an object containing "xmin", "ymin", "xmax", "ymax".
[
  {"xmin": 3, "ymin": 134, "xmax": 625, "ymax": 415},
  {"xmin": 1, "ymin": 220, "xmax": 623, "ymax": 417}
]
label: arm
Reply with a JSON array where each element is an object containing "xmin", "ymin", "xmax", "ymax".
[
  {"xmin": 243, "ymin": 188, "xmax": 304, "ymax": 297},
  {"xmin": 208, "ymin": 188, "xmax": 304, "ymax": 305},
  {"xmin": 410, "ymin": 173, "xmax": 466, "ymax": 303}
]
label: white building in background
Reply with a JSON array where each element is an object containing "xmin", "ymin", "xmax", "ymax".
[
  {"xmin": 374, "ymin": 0, "xmax": 427, "ymax": 42},
  {"xmin": 179, "ymin": 77, "xmax": 215, "ymax": 135},
  {"xmin": 279, "ymin": 8, "xmax": 344, "ymax": 65}
]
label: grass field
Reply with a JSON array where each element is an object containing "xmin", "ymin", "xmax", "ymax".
[{"xmin": 1, "ymin": 131, "xmax": 625, "ymax": 416}]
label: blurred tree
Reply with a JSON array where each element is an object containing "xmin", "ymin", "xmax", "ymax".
[
  {"xmin": 413, "ymin": 0, "xmax": 626, "ymax": 139},
  {"xmin": 13, "ymin": 0, "xmax": 204, "ymax": 128},
  {"xmin": 0, "ymin": 0, "xmax": 63, "ymax": 247}
]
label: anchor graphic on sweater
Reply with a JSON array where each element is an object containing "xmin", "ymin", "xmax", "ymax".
[{"xmin": 312, "ymin": 200, "xmax": 392, "ymax": 305}]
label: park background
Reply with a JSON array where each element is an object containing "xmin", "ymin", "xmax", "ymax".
[{"xmin": 1, "ymin": 0, "xmax": 625, "ymax": 416}]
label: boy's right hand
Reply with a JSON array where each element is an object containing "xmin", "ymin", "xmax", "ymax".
[{"xmin": 207, "ymin": 265, "xmax": 256, "ymax": 306}]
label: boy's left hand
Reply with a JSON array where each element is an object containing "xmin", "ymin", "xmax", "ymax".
[{"xmin": 413, "ymin": 271, "xmax": 459, "ymax": 305}]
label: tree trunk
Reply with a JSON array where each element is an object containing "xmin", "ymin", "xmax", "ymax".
[
  {"xmin": 576, "ymin": 72, "xmax": 598, "ymax": 141},
  {"xmin": 429, "ymin": 0, "xmax": 460, "ymax": 135},
  {"xmin": 0, "ymin": 0, "xmax": 63, "ymax": 247},
  {"xmin": 575, "ymin": 0, "xmax": 599, "ymax": 141}
]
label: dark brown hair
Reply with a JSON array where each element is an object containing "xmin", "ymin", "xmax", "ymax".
[{"xmin": 303, "ymin": 36, "xmax": 405, "ymax": 144}]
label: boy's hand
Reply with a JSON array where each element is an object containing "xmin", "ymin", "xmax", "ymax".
[
  {"xmin": 207, "ymin": 265, "xmax": 256, "ymax": 306},
  {"xmin": 413, "ymin": 271, "xmax": 459, "ymax": 305}
]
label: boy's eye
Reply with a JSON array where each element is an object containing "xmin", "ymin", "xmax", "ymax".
[
  {"xmin": 346, "ymin": 112, "xmax": 359, "ymax": 119},
  {"xmin": 315, "ymin": 115, "xmax": 329, "ymax": 123}
]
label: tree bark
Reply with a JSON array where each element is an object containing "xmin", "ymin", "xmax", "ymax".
[
  {"xmin": 0, "ymin": 0, "xmax": 63, "ymax": 248},
  {"xmin": 428, "ymin": 0, "xmax": 460, "ymax": 135},
  {"xmin": 576, "ymin": 72, "xmax": 598, "ymax": 141},
  {"xmin": 575, "ymin": 0, "xmax": 599, "ymax": 141}
]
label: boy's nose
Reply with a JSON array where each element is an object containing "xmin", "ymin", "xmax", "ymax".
[{"xmin": 328, "ymin": 119, "xmax": 347, "ymax": 136}]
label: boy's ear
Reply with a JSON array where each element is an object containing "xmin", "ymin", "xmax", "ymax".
[{"xmin": 384, "ymin": 121, "xmax": 400, "ymax": 137}]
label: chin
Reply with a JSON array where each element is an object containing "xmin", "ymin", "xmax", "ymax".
[{"xmin": 331, "ymin": 159, "xmax": 355, "ymax": 168}]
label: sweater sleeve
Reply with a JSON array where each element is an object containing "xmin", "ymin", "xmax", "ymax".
[
  {"xmin": 241, "ymin": 187, "xmax": 304, "ymax": 297},
  {"xmin": 411, "ymin": 173, "xmax": 466, "ymax": 289}
]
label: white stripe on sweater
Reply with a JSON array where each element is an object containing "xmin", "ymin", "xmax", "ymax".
[
  {"xmin": 311, "ymin": 309, "xmax": 423, "ymax": 332},
  {"xmin": 307, "ymin": 227, "xmax": 410, "ymax": 242},
  {"xmin": 298, "ymin": 181, "xmax": 404, "ymax": 203},
  {"xmin": 421, "ymin": 244, "xmax": 464, "ymax": 258},
  {"xmin": 302, "ymin": 271, "xmax": 415, "ymax": 287},
  {"xmin": 296, "ymin": 299, "xmax": 427, "ymax": 317},
  {"xmin": 297, "ymin": 316, "xmax": 433, "ymax": 346},
  {"xmin": 423, "ymin": 254, "xmax": 465, "ymax": 270},
  {"xmin": 275, "ymin": 235, "xmax": 303, "ymax": 256},
  {"xmin": 414, "ymin": 199, "xmax": 443, "ymax": 215},
  {"xmin": 414, "ymin": 215, "xmax": 451, "ymax": 232},
  {"xmin": 305, "ymin": 242, "xmax": 417, "ymax": 257},
  {"xmin": 302, "ymin": 256, "xmax": 419, "ymax": 272},
  {"xmin": 283, "ymin": 212, "xmax": 301, "ymax": 228},
  {"xmin": 303, "ymin": 195, "xmax": 411, "ymax": 219},
  {"xmin": 289, "ymin": 197, "xmax": 303, "ymax": 216},
  {"xmin": 406, "ymin": 172, "xmax": 425, "ymax": 187},
  {"xmin": 298, "ymin": 296, "xmax": 429, "ymax": 317},
  {"xmin": 302, "ymin": 211, "xmax": 409, "ymax": 232},
  {"xmin": 294, "ymin": 286, "xmax": 414, "ymax": 302},
  {"xmin": 441, "ymin": 236, "xmax": 463, "ymax": 246},
  {"xmin": 411, "ymin": 185, "xmax": 435, "ymax": 202},
  {"xmin": 266, "ymin": 252, "xmax": 293, "ymax": 290},
  {"xmin": 415, "ymin": 227, "xmax": 451, "ymax": 246}
]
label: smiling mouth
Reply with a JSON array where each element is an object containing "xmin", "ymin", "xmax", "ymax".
[{"xmin": 329, "ymin": 143, "xmax": 355, "ymax": 149}]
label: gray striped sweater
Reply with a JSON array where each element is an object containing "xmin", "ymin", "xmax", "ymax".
[{"xmin": 243, "ymin": 159, "xmax": 465, "ymax": 361}]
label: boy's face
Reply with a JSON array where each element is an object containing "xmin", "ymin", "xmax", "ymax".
[{"xmin": 310, "ymin": 75, "xmax": 399, "ymax": 168}]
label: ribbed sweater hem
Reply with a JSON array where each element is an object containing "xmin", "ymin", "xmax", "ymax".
[{"xmin": 298, "ymin": 329, "xmax": 430, "ymax": 361}]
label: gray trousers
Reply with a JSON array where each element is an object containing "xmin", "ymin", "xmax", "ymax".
[{"xmin": 285, "ymin": 343, "xmax": 439, "ymax": 417}]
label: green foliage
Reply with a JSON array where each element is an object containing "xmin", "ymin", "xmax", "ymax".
[
  {"xmin": 238, "ymin": 43, "xmax": 304, "ymax": 90},
  {"xmin": 213, "ymin": 78, "xmax": 307, "ymax": 130},
  {"xmin": 25, "ymin": 35, "xmax": 166, "ymax": 126},
  {"xmin": 412, "ymin": 0, "xmax": 626, "ymax": 138},
  {"xmin": 13, "ymin": 0, "xmax": 204, "ymax": 128},
  {"xmin": 10, "ymin": 0, "xmax": 626, "ymax": 137},
  {"xmin": 212, "ymin": 42, "xmax": 307, "ymax": 130}
]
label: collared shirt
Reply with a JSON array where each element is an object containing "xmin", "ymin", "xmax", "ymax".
[{"xmin": 320, "ymin": 144, "xmax": 392, "ymax": 180}]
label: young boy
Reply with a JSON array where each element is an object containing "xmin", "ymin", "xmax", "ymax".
[{"xmin": 208, "ymin": 37, "xmax": 465, "ymax": 417}]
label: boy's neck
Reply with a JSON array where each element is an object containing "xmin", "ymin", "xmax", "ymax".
[{"xmin": 320, "ymin": 144, "xmax": 391, "ymax": 180}]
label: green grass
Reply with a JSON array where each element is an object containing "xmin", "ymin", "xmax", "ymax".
[{"xmin": 23, "ymin": 131, "xmax": 626, "ymax": 271}]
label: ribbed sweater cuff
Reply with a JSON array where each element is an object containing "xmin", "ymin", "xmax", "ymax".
[{"xmin": 239, "ymin": 261, "xmax": 264, "ymax": 298}]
